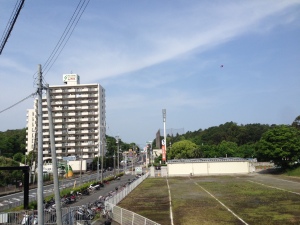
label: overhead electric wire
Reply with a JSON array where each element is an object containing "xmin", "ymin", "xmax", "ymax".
[
  {"xmin": 43, "ymin": 0, "xmax": 90, "ymax": 76},
  {"xmin": 0, "ymin": 1, "xmax": 18, "ymax": 44},
  {"xmin": 1, "ymin": 0, "xmax": 90, "ymax": 115},
  {"xmin": 0, "ymin": 0, "xmax": 25, "ymax": 55},
  {"xmin": 0, "ymin": 92, "xmax": 36, "ymax": 114}
]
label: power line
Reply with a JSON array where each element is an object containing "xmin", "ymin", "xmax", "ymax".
[
  {"xmin": 0, "ymin": 0, "xmax": 25, "ymax": 55},
  {"xmin": 43, "ymin": 0, "xmax": 90, "ymax": 76},
  {"xmin": 0, "ymin": 92, "xmax": 36, "ymax": 114},
  {"xmin": 1, "ymin": 1, "xmax": 90, "ymax": 115}
]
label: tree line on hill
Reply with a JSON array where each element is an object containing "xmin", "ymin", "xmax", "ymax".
[{"xmin": 153, "ymin": 116, "xmax": 300, "ymax": 169}]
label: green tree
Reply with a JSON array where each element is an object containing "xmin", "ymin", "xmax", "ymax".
[
  {"xmin": 292, "ymin": 115, "xmax": 300, "ymax": 130},
  {"xmin": 217, "ymin": 141, "xmax": 238, "ymax": 157},
  {"xmin": 256, "ymin": 125, "xmax": 300, "ymax": 168},
  {"xmin": 13, "ymin": 152, "xmax": 24, "ymax": 162},
  {"xmin": 168, "ymin": 140, "xmax": 199, "ymax": 159}
]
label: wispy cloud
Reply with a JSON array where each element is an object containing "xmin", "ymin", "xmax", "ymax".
[{"xmin": 51, "ymin": 0, "xmax": 300, "ymax": 83}]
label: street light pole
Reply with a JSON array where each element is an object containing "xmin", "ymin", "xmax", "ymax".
[
  {"xmin": 113, "ymin": 153, "xmax": 116, "ymax": 176},
  {"xmin": 101, "ymin": 141, "xmax": 105, "ymax": 183},
  {"xmin": 97, "ymin": 144, "xmax": 100, "ymax": 181},
  {"xmin": 115, "ymin": 136, "xmax": 119, "ymax": 174}
]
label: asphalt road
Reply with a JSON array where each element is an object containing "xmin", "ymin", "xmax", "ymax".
[{"xmin": 70, "ymin": 173, "xmax": 137, "ymax": 208}]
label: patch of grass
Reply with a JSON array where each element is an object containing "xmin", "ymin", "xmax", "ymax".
[
  {"xmin": 285, "ymin": 166, "xmax": 300, "ymax": 177},
  {"xmin": 118, "ymin": 178, "xmax": 170, "ymax": 225},
  {"xmin": 118, "ymin": 175, "xmax": 300, "ymax": 225}
]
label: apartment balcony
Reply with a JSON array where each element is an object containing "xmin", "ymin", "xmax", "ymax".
[
  {"xmin": 67, "ymin": 124, "xmax": 76, "ymax": 129},
  {"xmin": 67, "ymin": 143, "xmax": 76, "ymax": 147},
  {"xmin": 52, "ymin": 89, "xmax": 62, "ymax": 93},
  {"xmin": 52, "ymin": 101, "xmax": 63, "ymax": 105},
  {"xmin": 68, "ymin": 149, "xmax": 76, "ymax": 153},
  {"xmin": 67, "ymin": 94, "xmax": 76, "ymax": 98},
  {"xmin": 44, "ymin": 138, "xmax": 50, "ymax": 142},
  {"xmin": 54, "ymin": 125, "xmax": 63, "ymax": 129},
  {"xmin": 81, "ymin": 142, "xmax": 90, "ymax": 146},
  {"xmin": 43, "ymin": 132, "xmax": 49, "ymax": 136},
  {"xmin": 56, "ymin": 137, "xmax": 62, "ymax": 141},
  {"xmin": 43, "ymin": 144, "xmax": 49, "ymax": 148},
  {"xmin": 68, "ymin": 130, "xmax": 76, "ymax": 134},
  {"xmin": 55, "ymin": 131, "xmax": 62, "ymax": 135},
  {"xmin": 54, "ymin": 119, "xmax": 63, "ymax": 123},
  {"xmin": 68, "ymin": 137, "xmax": 76, "ymax": 141}
]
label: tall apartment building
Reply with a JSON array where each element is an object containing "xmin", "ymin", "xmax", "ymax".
[{"xmin": 26, "ymin": 74, "xmax": 106, "ymax": 160}]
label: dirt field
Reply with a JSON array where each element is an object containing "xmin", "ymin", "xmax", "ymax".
[{"xmin": 118, "ymin": 173, "xmax": 300, "ymax": 225}]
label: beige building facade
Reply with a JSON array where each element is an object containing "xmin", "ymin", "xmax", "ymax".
[{"xmin": 26, "ymin": 74, "xmax": 106, "ymax": 161}]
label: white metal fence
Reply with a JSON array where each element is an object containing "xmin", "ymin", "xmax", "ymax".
[{"xmin": 105, "ymin": 173, "xmax": 160, "ymax": 225}]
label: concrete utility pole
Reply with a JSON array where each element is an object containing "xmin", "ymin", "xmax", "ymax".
[
  {"xmin": 46, "ymin": 84, "xmax": 62, "ymax": 225},
  {"xmin": 37, "ymin": 64, "xmax": 44, "ymax": 225}
]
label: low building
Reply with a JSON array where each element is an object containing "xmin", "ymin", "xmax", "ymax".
[{"xmin": 167, "ymin": 158, "xmax": 256, "ymax": 176}]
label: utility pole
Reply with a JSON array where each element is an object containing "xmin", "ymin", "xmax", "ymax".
[
  {"xmin": 46, "ymin": 84, "xmax": 62, "ymax": 225},
  {"xmin": 37, "ymin": 64, "xmax": 44, "ymax": 225}
]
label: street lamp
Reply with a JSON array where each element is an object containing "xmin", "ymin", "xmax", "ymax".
[
  {"xmin": 97, "ymin": 144, "xmax": 101, "ymax": 181},
  {"xmin": 115, "ymin": 136, "xmax": 120, "ymax": 174},
  {"xmin": 113, "ymin": 153, "xmax": 116, "ymax": 176},
  {"xmin": 101, "ymin": 141, "xmax": 106, "ymax": 183}
]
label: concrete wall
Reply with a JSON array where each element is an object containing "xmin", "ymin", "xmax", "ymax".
[{"xmin": 168, "ymin": 161, "xmax": 252, "ymax": 176}]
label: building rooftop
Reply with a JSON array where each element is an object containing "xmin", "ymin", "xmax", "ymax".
[{"xmin": 167, "ymin": 157, "xmax": 256, "ymax": 164}]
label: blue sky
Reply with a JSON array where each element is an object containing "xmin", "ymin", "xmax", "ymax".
[{"xmin": 0, "ymin": 0, "xmax": 300, "ymax": 148}]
